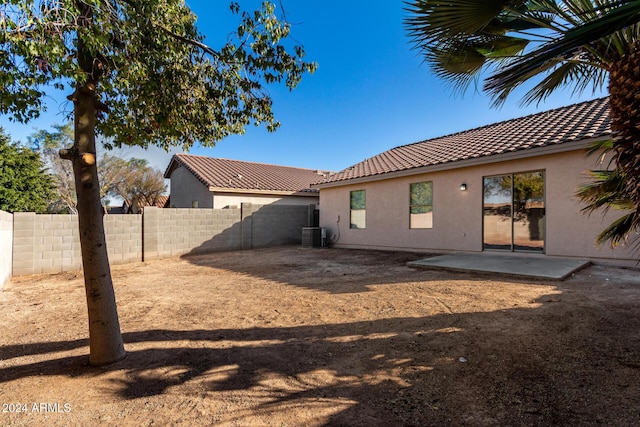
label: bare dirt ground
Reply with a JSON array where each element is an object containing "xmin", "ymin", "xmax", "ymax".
[{"xmin": 1, "ymin": 246, "xmax": 640, "ymax": 426}]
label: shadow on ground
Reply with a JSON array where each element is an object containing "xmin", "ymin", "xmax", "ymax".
[{"xmin": 2, "ymin": 292, "xmax": 640, "ymax": 426}]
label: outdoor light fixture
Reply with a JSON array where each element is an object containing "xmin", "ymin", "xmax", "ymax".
[{"xmin": 460, "ymin": 183, "xmax": 467, "ymax": 191}]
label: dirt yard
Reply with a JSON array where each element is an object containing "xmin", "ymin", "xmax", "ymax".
[{"xmin": 1, "ymin": 246, "xmax": 639, "ymax": 426}]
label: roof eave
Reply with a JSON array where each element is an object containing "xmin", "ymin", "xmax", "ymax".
[
  {"xmin": 208, "ymin": 187, "xmax": 319, "ymax": 197},
  {"xmin": 164, "ymin": 154, "xmax": 212, "ymax": 187},
  {"xmin": 313, "ymin": 136, "xmax": 608, "ymax": 189},
  {"xmin": 163, "ymin": 157, "xmax": 179, "ymax": 179}
]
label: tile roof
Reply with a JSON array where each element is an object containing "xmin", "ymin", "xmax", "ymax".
[
  {"xmin": 153, "ymin": 195, "xmax": 170, "ymax": 208},
  {"xmin": 318, "ymin": 97, "xmax": 611, "ymax": 185},
  {"xmin": 165, "ymin": 154, "xmax": 329, "ymax": 194}
]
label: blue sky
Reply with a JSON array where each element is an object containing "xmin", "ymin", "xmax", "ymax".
[{"xmin": 2, "ymin": 1, "xmax": 605, "ymax": 174}]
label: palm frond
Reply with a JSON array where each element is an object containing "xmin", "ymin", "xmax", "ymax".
[
  {"xmin": 477, "ymin": 36, "xmax": 531, "ymax": 57},
  {"xmin": 425, "ymin": 43, "xmax": 487, "ymax": 75},
  {"xmin": 578, "ymin": 168, "xmax": 640, "ymax": 251},
  {"xmin": 520, "ymin": 61, "xmax": 607, "ymax": 105},
  {"xmin": 418, "ymin": 33, "xmax": 529, "ymax": 91},
  {"xmin": 595, "ymin": 211, "xmax": 638, "ymax": 247},
  {"xmin": 577, "ymin": 135, "xmax": 640, "ymax": 253},
  {"xmin": 577, "ymin": 168, "xmax": 633, "ymax": 214},
  {"xmin": 584, "ymin": 138, "xmax": 614, "ymax": 157},
  {"xmin": 485, "ymin": 0, "xmax": 640, "ymax": 103},
  {"xmin": 405, "ymin": 0, "xmax": 512, "ymax": 44}
]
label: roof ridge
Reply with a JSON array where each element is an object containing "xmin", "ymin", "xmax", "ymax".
[
  {"xmin": 393, "ymin": 97, "xmax": 608, "ymax": 152},
  {"xmin": 175, "ymin": 153, "xmax": 319, "ymax": 172},
  {"xmin": 168, "ymin": 153, "xmax": 328, "ymax": 193},
  {"xmin": 319, "ymin": 97, "xmax": 611, "ymax": 185}
]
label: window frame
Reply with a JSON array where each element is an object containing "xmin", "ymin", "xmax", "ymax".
[
  {"xmin": 409, "ymin": 181, "xmax": 433, "ymax": 229},
  {"xmin": 349, "ymin": 189, "xmax": 366, "ymax": 229}
]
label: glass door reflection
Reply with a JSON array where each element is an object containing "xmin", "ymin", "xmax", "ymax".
[
  {"xmin": 483, "ymin": 175, "xmax": 513, "ymax": 250},
  {"xmin": 483, "ymin": 171, "xmax": 544, "ymax": 253},
  {"xmin": 513, "ymin": 172, "xmax": 545, "ymax": 251}
]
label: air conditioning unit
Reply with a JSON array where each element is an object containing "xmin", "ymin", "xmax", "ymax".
[{"xmin": 302, "ymin": 227, "xmax": 326, "ymax": 248}]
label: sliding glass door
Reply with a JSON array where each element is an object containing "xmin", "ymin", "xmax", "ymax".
[{"xmin": 483, "ymin": 171, "xmax": 545, "ymax": 252}]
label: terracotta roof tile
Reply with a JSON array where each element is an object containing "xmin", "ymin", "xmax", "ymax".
[
  {"xmin": 154, "ymin": 195, "xmax": 169, "ymax": 208},
  {"xmin": 318, "ymin": 98, "xmax": 611, "ymax": 185},
  {"xmin": 165, "ymin": 154, "xmax": 329, "ymax": 193}
]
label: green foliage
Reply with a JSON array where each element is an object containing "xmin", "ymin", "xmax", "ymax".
[
  {"xmin": 1, "ymin": 1, "xmax": 317, "ymax": 149},
  {"xmin": 577, "ymin": 140, "xmax": 639, "ymax": 249},
  {"xmin": 0, "ymin": 128, "xmax": 55, "ymax": 213},
  {"xmin": 410, "ymin": 181, "xmax": 433, "ymax": 206},
  {"xmin": 2, "ymin": 1, "xmax": 311, "ymax": 365},
  {"xmin": 350, "ymin": 189, "xmax": 366, "ymax": 210},
  {"xmin": 513, "ymin": 172, "xmax": 544, "ymax": 209},
  {"xmin": 484, "ymin": 172, "xmax": 544, "ymax": 219},
  {"xmin": 405, "ymin": 0, "xmax": 640, "ymax": 105}
]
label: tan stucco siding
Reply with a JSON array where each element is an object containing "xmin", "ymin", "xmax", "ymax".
[
  {"xmin": 213, "ymin": 193, "xmax": 319, "ymax": 209},
  {"xmin": 319, "ymin": 149, "xmax": 635, "ymax": 264},
  {"xmin": 169, "ymin": 166, "xmax": 213, "ymax": 208},
  {"xmin": 170, "ymin": 165, "xmax": 319, "ymax": 209},
  {"xmin": 320, "ymin": 169, "xmax": 479, "ymax": 252},
  {"xmin": 543, "ymin": 150, "xmax": 630, "ymax": 261}
]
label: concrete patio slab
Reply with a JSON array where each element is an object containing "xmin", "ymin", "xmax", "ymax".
[{"xmin": 407, "ymin": 253, "xmax": 591, "ymax": 281}]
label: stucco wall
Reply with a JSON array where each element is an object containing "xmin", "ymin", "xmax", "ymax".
[
  {"xmin": 169, "ymin": 164, "xmax": 320, "ymax": 209},
  {"xmin": 169, "ymin": 165, "xmax": 213, "ymax": 208},
  {"xmin": 319, "ymin": 149, "xmax": 635, "ymax": 265},
  {"xmin": 0, "ymin": 210, "xmax": 13, "ymax": 290},
  {"xmin": 213, "ymin": 193, "xmax": 318, "ymax": 209}
]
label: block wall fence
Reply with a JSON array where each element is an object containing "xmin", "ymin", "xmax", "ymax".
[
  {"xmin": 1, "ymin": 203, "xmax": 314, "ymax": 282},
  {"xmin": 0, "ymin": 210, "xmax": 12, "ymax": 290}
]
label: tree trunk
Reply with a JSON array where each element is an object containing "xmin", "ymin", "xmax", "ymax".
[
  {"xmin": 608, "ymin": 42, "xmax": 640, "ymax": 213},
  {"xmin": 72, "ymin": 82, "xmax": 126, "ymax": 366}
]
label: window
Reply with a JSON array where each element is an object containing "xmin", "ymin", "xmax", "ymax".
[
  {"xmin": 410, "ymin": 182, "xmax": 433, "ymax": 229},
  {"xmin": 350, "ymin": 190, "xmax": 366, "ymax": 229}
]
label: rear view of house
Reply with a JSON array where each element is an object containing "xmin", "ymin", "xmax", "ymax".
[{"xmin": 314, "ymin": 98, "xmax": 636, "ymax": 265}]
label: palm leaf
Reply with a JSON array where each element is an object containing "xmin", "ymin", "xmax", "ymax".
[
  {"xmin": 595, "ymin": 211, "xmax": 638, "ymax": 247},
  {"xmin": 577, "ymin": 167, "xmax": 640, "ymax": 250},
  {"xmin": 477, "ymin": 36, "xmax": 530, "ymax": 57},
  {"xmin": 405, "ymin": 0, "xmax": 510, "ymax": 41},
  {"xmin": 584, "ymin": 138, "xmax": 614, "ymax": 157},
  {"xmin": 426, "ymin": 44, "xmax": 487, "ymax": 75},
  {"xmin": 485, "ymin": 0, "xmax": 640, "ymax": 103},
  {"xmin": 521, "ymin": 61, "xmax": 608, "ymax": 105},
  {"xmin": 577, "ymin": 168, "xmax": 633, "ymax": 213},
  {"xmin": 577, "ymin": 135, "xmax": 640, "ymax": 253}
]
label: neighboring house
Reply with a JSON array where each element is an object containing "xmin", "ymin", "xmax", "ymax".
[
  {"xmin": 105, "ymin": 195, "xmax": 169, "ymax": 214},
  {"xmin": 129, "ymin": 194, "xmax": 170, "ymax": 214},
  {"xmin": 313, "ymin": 97, "xmax": 636, "ymax": 265},
  {"xmin": 154, "ymin": 195, "xmax": 170, "ymax": 208},
  {"xmin": 164, "ymin": 154, "xmax": 328, "ymax": 208}
]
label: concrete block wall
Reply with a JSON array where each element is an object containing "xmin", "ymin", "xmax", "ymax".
[
  {"xmin": 13, "ymin": 213, "xmax": 82, "ymax": 276},
  {"xmin": 12, "ymin": 213, "xmax": 142, "ymax": 276},
  {"xmin": 143, "ymin": 204, "xmax": 311, "ymax": 258},
  {"xmin": 0, "ymin": 210, "xmax": 13, "ymax": 289},
  {"xmin": 8, "ymin": 204, "xmax": 312, "ymax": 276},
  {"xmin": 247, "ymin": 204, "xmax": 314, "ymax": 248},
  {"xmin": 143, "ymin": 206, "xmax": 243, "ymax": 259},
  {"xmin": 104, "ymin": 214, "xmax": 143, "ymax": 264}
]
